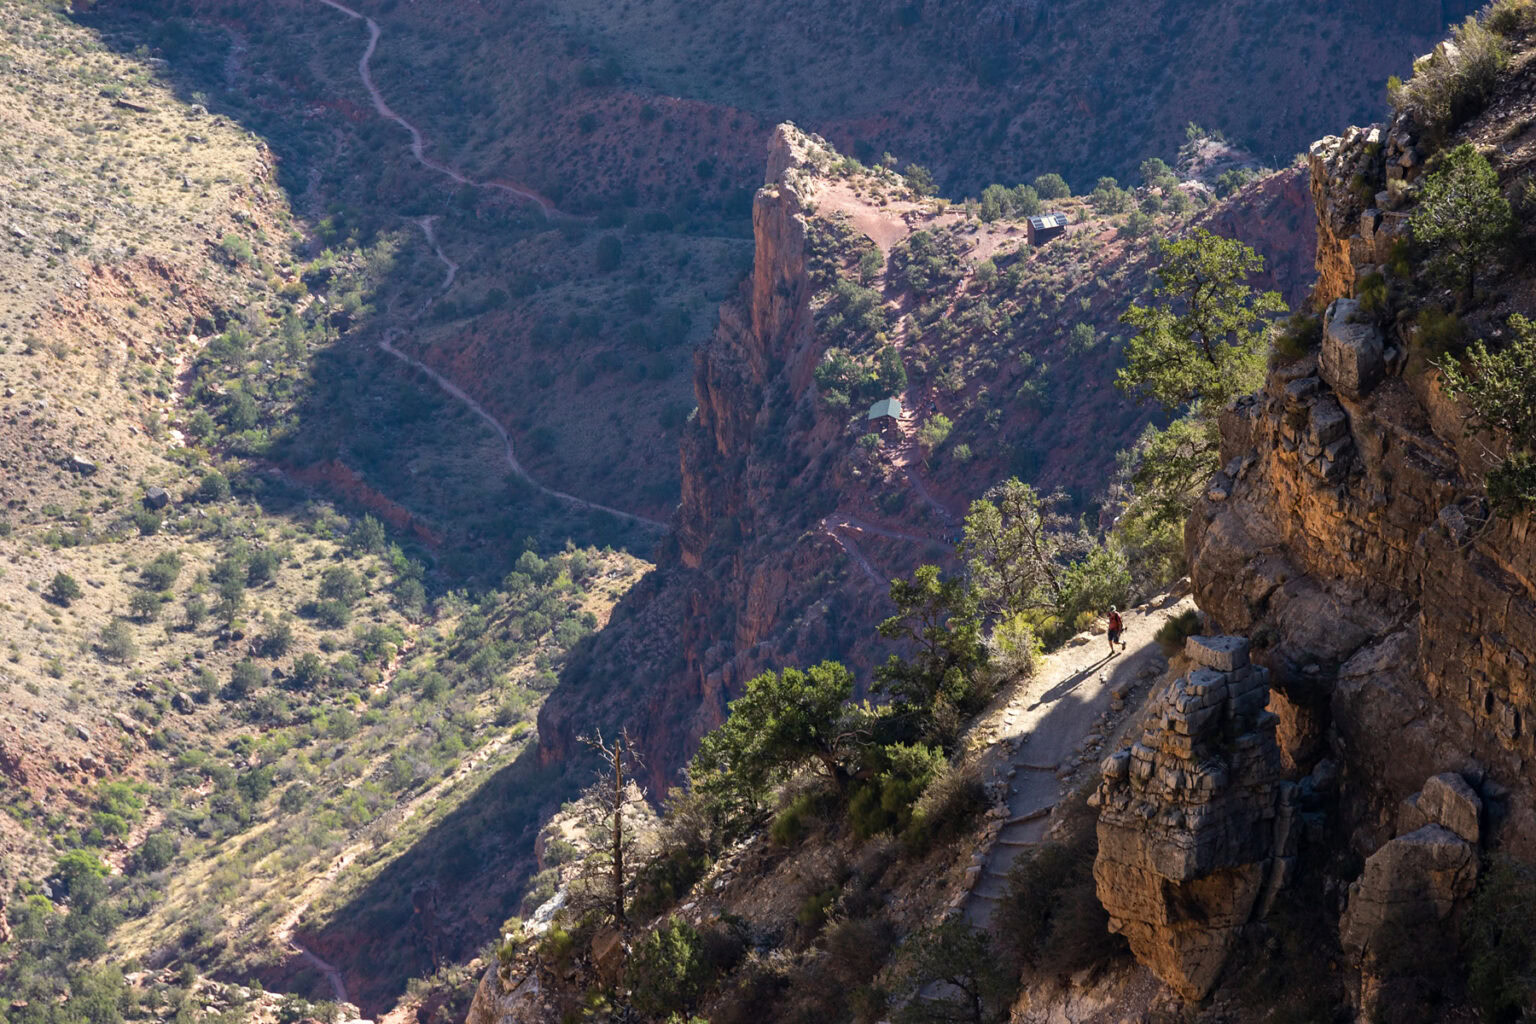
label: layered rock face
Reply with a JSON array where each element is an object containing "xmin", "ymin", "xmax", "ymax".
[
  {"xmin": 1188, "ymin": 119, "xmax": 1536, "ymax": 860},
  {"xmin": 540, "ymin": 125, "xmax": 868, "ymax": 790},
  {"xmin": 1340, "ymin": 772, "xmax": 1483, "ymax": 1020},
  {"xmin": 1092, "ymin": 635, "xmax": 1294, "ymax": 1000}
]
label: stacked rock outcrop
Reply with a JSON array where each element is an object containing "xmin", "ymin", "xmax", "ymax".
[
  {"xmin": 1306, "ymin": 117, "xmax": 1424, "ymax": 305},
  {"xmin": 1092, "ymin": 635, "xmax": 1295, "ymax": 1000}
]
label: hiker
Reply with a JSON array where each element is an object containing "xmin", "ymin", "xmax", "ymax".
[{"xmin": 1107, "ymin": 606, "xmax": 1125, "ymax": 656}]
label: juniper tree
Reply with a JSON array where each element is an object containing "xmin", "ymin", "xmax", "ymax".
[
  {"xmin": 874, "ymin": 566, "xmax": 987, "ymax": 741},
  {"xmin": 960, "ymin": 479, "xmax": 1074, "ymax": 617},
  {"xmin": 1411, "ymin": 144, "xmax": 1514, "ymax": 307},
  {"xmin": 691, "ymin": 662, "xmax": 856, "ymax": 818},
  {"xmin": 1117, "ymin": 227, "xmax": 1284, "ymax": 412},
  {"xmin": 1439, "ymin": 314, "xmax": 1536, "ymax": 511}
]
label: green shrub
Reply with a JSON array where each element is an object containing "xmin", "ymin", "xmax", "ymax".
[
  {"xmin": 132, "ymin": 507, "xmax": 163, "ymax": 536},
  {"xmin": 1215, "ymin": 167, "xmax": 1258, "ymax": 198},
  {"xmin": 46, "ymin": 571, "xmax": 83, "ymax": 606},
  {"xmin": 129, "ymin": 590, "xmax": 163, "ymax": 622},
  {"xmin": 1487, "ymin": 450, "xmax": 1536, "ymax": 514},
  {"xmin": 1054, "ymin": 543, "xmax": 1132, "ymax": 624},
  {"xmin": 1271, "ymin": 312, "xmax": 1323, "ymax": 363},
  {"xmin": 903, "ymin": 163, "xmax": 937, "ymax": 196},
  {"xmin": 629, "ymin": 918, "xmax": 709, "ymax": 1018},
  {"xmin": 1033, "ymin": 173, "xmax": 1070, "ymax": 199},
  {"xmin": 771, "ymin": 790, "xmax": 826, "ymax": 846},
  {"xmin": 997, "ymin": 837, "xmax": 1123, "ymax": 977},
  {"xmin": 1154, "ymin": 608, "xmax": 1201, "ymax": 656},
  {"xmin": 858, "ymin": 247, "xmax": 885, "ymax": 284},
  {"xmin": 220, "ymin": 233, "xmax": 254, "ymax": 264},
  {"xmin": 630, "ymin": 844, "xmax": 711, "ymax": 921},
  {"xmin": 795, "ymin": 887, "xmax": 838, "ymax": 932},
  {"xmin": 986, "ymin": 614, "xmax": 1043, "ymax": 682},
  {"xmin": 916, "ymin": 414, "xmax": 952, "ymax": 452},
  {"xmin": 900, "ymin": 760, "xmax": 987, "ymax": 854},
  {"xmin": 194, "ymin": 470, "xmax": 231, "ymax": 502},
  {"xmin": 140, "ymin": 550, "xmax": 183, "ymax": 591},
  {"xmin": 1356, "ymin": 271, "xmax": 1390, "ymax": 316},
  {"xmin": 319, "ymin": 565, "xmax": 365, "ymax": 605},
  {"xmin": 183, "ymin": 594, "xmax": 208, "ymax": 629},
  {"xmin": 98, "ymin": 619, "xmax": 137, "ymax": 664},
  {"xmin": 537, "ymin": 924, "xmax": 577, "ymax": 972},
  {"xmin": 848, "ymin": 743, "xmax": 945, "ymax": 838},
  {"xmin": 1440, "ymin": 314, "xmax": 1536, "ymax": 513},
  {"xmin": 259, "ymin": 621, "xmax": 294, "ymax": 658},
  {"xmin": 1487, "ymin": 0, "xmax": 1536, "ymax": 34},
  {"xmin": 228, "ymin": 659, "xmax": 264, "ymax": 698},
  {"xmin": 132, "ymin": 830, "xmax": 177, "ymax": 874},
  {"xmin": 1462, "ymin": 855, "xmax": 1536, "ymax": 1021},
  {"xmin": 820, "ymin": 279, "xmax": 890, "ymax": 346},
  {"xmin": 1409, "ymin": 307, "xmax": 1466, "ymax": 370},
  {"xmin": 1388, "ymin": 15, "xmax": 1508, "ymax": 142},
  {"xmin": 824, "ymin": 915, "xmax": 897, "ymax": 989}
]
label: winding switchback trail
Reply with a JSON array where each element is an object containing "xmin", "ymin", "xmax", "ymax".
[
  {"xmin": 819, "ymin": 514, "xmax": 949, "ymax": 587},
  {"xmin": 314, "ymin": 0, "xmax": 564, "ymax": 219},
  {"xmin": 309, "ymin": 4, "xmax": 661, "ymax": 530},
  {"xmin": 390, "ymin": 219, "xmax": 667, "ymax": 532},
  {"xmin": 292, "ymin": 936, "xmax": 350, "ymax": 1004}
]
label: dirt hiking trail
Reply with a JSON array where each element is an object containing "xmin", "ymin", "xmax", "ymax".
[
  {"xmin": 314, "ymin": 0, "xmax": 564, "ymax": 219},
  {"xmin": 388, "ymin": 219, "xmax": 666, "ymax": 531},
  {"xmin": 309, "ymin": 1, "xmax": 664, "ymax": 531},
  {"xmin": 963, "ymin": 592, "xmax": 1196, "ymax": 929}
]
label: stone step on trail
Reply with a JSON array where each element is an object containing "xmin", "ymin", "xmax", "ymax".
[{"xmin": 1004, "ymin": 804, "xmax": 1054, "ymax": 827}]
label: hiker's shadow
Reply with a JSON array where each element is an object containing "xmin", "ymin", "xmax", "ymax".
[{"xmin": 1027, "ymin": 649, "xmax": 1118, "ymax": 710}]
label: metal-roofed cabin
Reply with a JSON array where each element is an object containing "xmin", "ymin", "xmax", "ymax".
[{"xmin": 1027, "ymin": 212, "xmax": 1069, "ymax": 245}]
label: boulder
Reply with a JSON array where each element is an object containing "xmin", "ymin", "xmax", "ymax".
[
  {"xmin": 1320, "ymin": 299, "xmax": 1384, "ymax": 400},
  {"xmin": 1184, "ymin": 634, "xmax": 1250, "ymax": 672},
  {"xmin": 590, "ymin": 926, "xmax": 625, "ymax": 987},
  {"xmin": 1416, "ymin": 772, "xmax": 1481, "ymax": 845},
  {"xmin": 1340, "ymin": 824, "xmax": 1477, "ymax": 958},
  {"xmin": 1340, "ymin": 822, "xmax": 1479, "ymax": 1022},
  {"xmin": 69, "ymin": 454, "xmax": 97, "ymax": 475},
  {"xmin": 171, "ymin": 691, "xmax": 196, "ymax": 715},
  {"xmin": 143, "ymin": 487, "xmax": 171, "ymax": 510}
]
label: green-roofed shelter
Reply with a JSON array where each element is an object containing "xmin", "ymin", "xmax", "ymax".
[{"xmin": 868, "ymin": 397, "xmax": 903, "ymax": 441}]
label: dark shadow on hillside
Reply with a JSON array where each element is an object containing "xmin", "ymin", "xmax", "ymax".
[
  {"xmin": 78, "ymin": 2, "xmax": 672, "ymax": 580},
  {"xmin": 288, "ymin": 741, "xmax": 588, "ymax": 1011}
]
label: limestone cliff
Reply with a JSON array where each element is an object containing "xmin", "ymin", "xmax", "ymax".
[
  {"xmin": 541, "ymin": 125, "xmax": 872, "ymax": 792},
  {"xmin": 1187, "ymin": 117, "xmax": 1536, "ymax": 856}
]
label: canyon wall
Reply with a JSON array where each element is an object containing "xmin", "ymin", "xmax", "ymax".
[
  {"xmin": 539, "ymin": 126, "xmax": 870, "ymax": 791},
  {"xmin": 540, "ymin": 123, "xmax": 1321, "ymax": 793},
  {"xmin": 1187, "ymin": 120, "xmax": 1536, "ymax": 863}
]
